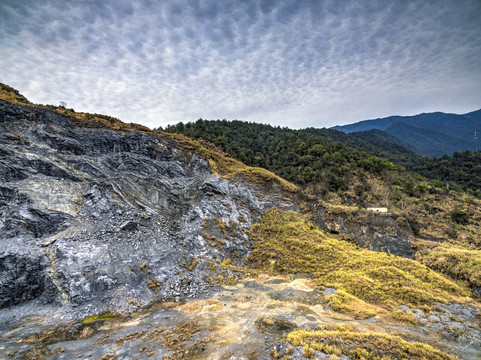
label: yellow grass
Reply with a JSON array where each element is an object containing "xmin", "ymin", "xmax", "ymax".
[{"xmin": 248, "ymin": 208, "xmax": 472, "ymax": 317}]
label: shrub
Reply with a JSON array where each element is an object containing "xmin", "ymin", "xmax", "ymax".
[{"xmin": 450, "ymin": 206, "xmax": 469, "ymax": 224}]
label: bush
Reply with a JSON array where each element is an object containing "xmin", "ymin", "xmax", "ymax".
[{"xmin": 450, "ymin": 206, "xmax": 469, "ymax": 224}]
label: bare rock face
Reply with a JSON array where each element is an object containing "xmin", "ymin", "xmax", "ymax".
[
  {"xmin": 0, "ymin": 100, "xmax": 298, "ymax": 319},
  {"xmin": 311, "ymin": 205, "xmax": 415, "ymax": 258}
]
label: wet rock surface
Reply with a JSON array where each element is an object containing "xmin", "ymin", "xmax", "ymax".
[
  {"xmin": 1, "ymin": 276, "xmax": 480, "ymax": 360},
  {"xmin": 254, "ymin": 316, "xmax": 298, "ymax": 335},
  {"xmin": 0, "ymin": 100, "xmax": 297, "ymax": 320}
]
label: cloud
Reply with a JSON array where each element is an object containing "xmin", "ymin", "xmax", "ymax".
[{"xmin": 1, "ymin": 0, "xmax": 480, "ymax": 129}]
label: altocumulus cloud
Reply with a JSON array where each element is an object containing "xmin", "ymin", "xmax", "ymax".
[{"xmin": 1, "ymin": 0, "xmax": 480, "ymax": 128}]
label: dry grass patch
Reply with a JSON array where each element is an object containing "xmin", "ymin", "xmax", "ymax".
[
  {"xmin": 248, "ymin": 208, "xmax": 471, "ymax": 318},
  {"xmin": 287, "ymin": 325, "xmax": 457, "ymax": 360},
  {"xmin": 178, "ymin": 301, "xmax": 204, "ymax": 314},
  {"xmin": 416, "ymin": 245, "xmax": 481, "ymax": 291}
]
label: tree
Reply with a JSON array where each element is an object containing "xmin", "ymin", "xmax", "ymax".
[{"xmin": 450, "ymin": 206, "xmax": 469, "ymax": 224}]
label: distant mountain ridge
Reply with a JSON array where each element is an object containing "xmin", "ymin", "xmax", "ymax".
[{"xmin": 332, "ymin": 109, "xmax": 481, "ymax": 157}]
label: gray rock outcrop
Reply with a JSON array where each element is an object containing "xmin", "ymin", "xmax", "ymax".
[
  {"xmin": 311, "ymin": 204, "xmax": 415, "ymax": 258},
  {"xmin": 0, "ymin": 100, "xmax": 298, "ymax": 319}
]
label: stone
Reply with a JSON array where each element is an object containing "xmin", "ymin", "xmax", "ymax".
[
  {"xmin": 311, "ymin": 204, "xmax": 416, "ymax": 258},
  {"xmin": 0, "ymin": 99, "xmax": 298, "ymax": 319},
  {"xmin": 120, "ymin": 221, "xmax": 138, "ymax": 232}
]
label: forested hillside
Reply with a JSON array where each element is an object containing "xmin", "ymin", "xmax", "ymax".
[
  {"xmin": 315, "ymin": 126, "xmax": 481, "ymax": 193},
  {"xmin": 164, "ymin": 119, "xmax": 404, "ymax": 203},
  {"xmin": 163, "ymin": 119, "xmax": 481, "ymax": 194},
  {"xmin": 165, "ymin": 119, "xmax": 481, "ymax": 295}
]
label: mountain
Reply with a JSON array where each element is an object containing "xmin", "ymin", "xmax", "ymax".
[
  {"xmin": 306, "ymin": 127, "xmax": 481, "ymax": 193},
  {"xmin": 332, "ymin": 109, "xmax": 481, "ymax": 157},
  {"xmin": 164, "ymin": 119, "xmax": 408, "ymax": 202},
  {"xmin": 350, "ymin": 128, "xmax": 416, "ymax": 153},
  {"xmin": 303, "ymin": 127, "xmax": 418, "ymax": 161},
  {"xmin": 1, "ymin": 84, "xmax": 481, "ymax": 359},
  {"xmin": 166, "ymin": 119, "xmax": 481, "ymax": 291}
]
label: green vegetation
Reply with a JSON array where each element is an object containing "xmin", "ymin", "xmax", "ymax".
[
  {"xmin": 287, "ymin": 325, "xmax": 457, "ymax": 360},
  {"xmin": 329, "ymin": 128, "xmax": 481, "ymax": 194},
  {"xmin": 164, "ymin": 119, "xmax": 402, "ymax": 201},
  {"xmin": 310, "ymin": 128, "xmax": 481, "ymax": 194},
  {"xmin": 164, "ymin": 119, "xmax": 481, "ymax": 195},
  {"xmin": 401, "ymin": 151, "xmax": 481, "ymax": 194},
  {"xmin": 161, "ymin": 132, "xmax": 297, "ymax": 193},
  {"xmin": 248, "ymin": 209, "xmax": 470, "ymax": 318},
  {"xmin": 81, "ymin": 313, "xmax": 118, "ymax": 323},
  {"xmin": 450, "ymin": 205, "xmax": 469, "ymax": 224}
]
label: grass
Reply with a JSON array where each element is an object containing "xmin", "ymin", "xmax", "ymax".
[
  {"xmin": 416, "ymin": 244, "xmax": 481, "ymax": 289},
  {"xmin": 309, "ymin": 182, "xmax": 481, "ymax": 293},
  {"xmin": 287, "ymin": 325, "xmax": 457, "ymax": 360},
  {"xmin": 161, "ymin": 132, "xmax": 298, "ymax": 193},
  {"xmin": 248, "ymin": 208, "xmax": 471, "ymax": 318},
  {"xmin": 81, "ymin": 313, "xmax": 118, "ymax": 323},
  {"xmin": 0, "ymin": 83, "xmax": 30, "ymax": 104}
]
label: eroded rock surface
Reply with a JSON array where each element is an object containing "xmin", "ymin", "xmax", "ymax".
[
  {"xmin": 311, "ymin": 205, "xmax": 416, "ymax": 258},
  {"xmin": 1, "ymin": 276, "xmax": 480, "ymax": 360},
  {"xmin": 0, "ymin": 100, "xmax": 297, "ymax": 319}
]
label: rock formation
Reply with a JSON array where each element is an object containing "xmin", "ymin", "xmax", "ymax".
[{"xmin": 0, "ymin": 99, "xmax": 297, "ymax": 319}]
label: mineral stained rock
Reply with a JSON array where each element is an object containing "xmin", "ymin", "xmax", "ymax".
[{"xmin": 0, "ymin": 100, "xmax": 297, "ymax": 319}]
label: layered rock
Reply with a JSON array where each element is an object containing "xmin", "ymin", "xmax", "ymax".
[
  {"xmin": 310, "ymin": 204, "xmax": 415, "ymax": 258},
  {"xmin": 0, "ymin": 100, "xmax": 297, "ymax": 319}
]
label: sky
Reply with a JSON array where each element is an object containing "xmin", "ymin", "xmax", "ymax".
[{"xmin": 1, "ymin": 0, "xmax": 481, "ymax": 129}]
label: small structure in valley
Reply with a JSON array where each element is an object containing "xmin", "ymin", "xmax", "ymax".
[{"xmin": 366, "ymin": 207, "xmax": 388, "ymax": 213}]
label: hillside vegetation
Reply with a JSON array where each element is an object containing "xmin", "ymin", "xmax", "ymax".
[
  {"xmin": 248, "ymin": 208, "xmax": 471, "ymax": 319},
  {"xmin": 165, "ymin": 119, "xmax": 481, "ymax": 293},
  {"xmin": 165, "ymin": 119, "xmax": 481, "ymax": 194},
  {"xmin": 164, "ymin": 119, "xmax": 404, "ymax": 201},
  {"xmin": 319, "ymin": 126, "xmax": 481, "ymax": 193}
]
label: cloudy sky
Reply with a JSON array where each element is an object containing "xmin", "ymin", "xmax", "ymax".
[{"xmin": 1, "ymin": 0, "xmax": 480, "ymax": 129}]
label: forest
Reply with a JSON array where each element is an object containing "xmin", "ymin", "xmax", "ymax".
[{"xmin": 163, "ymin": 119, "xmax": 481, "ymax": 196}]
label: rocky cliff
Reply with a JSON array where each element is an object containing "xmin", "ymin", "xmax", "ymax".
[
  {"xmin": 1, "ymin": 93, "xmax": 480, "ymax": 360},
  {"xmin": 0, "ymin": 99, "xmax": 298, "ymax": 319}
]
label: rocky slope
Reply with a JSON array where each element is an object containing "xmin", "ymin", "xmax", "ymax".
[
  {"xmin": 1, "ymin": 88, "xmax": 480, "ymax": 360},
  {"xmin": 2, "ymin": 275, "xmax": 480, "ymax": 360},
  {"xmin": 309, "ymin": 203, "xmax": 416, "ymax": 258},
  {"xmin": 0, "ymin": 99, "xmax": 298, "ymax": 320}
]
